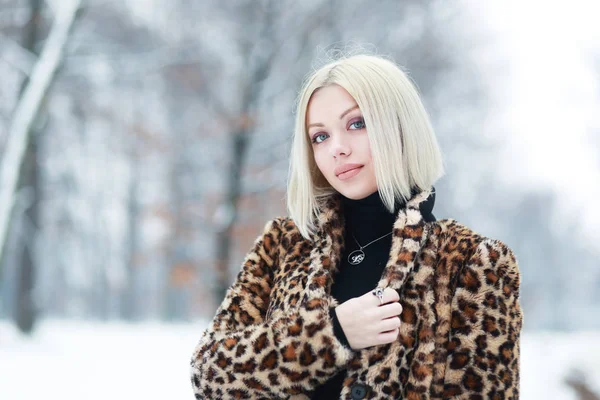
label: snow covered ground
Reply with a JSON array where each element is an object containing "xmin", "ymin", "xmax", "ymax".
[{"xmin": 1, "ymin": 319, "xmax": 599, "ymax": 400}]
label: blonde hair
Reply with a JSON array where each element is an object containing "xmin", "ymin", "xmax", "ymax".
[{"xmin": 287, "ymin": 54, "xmax": 444, "ymax": 239}]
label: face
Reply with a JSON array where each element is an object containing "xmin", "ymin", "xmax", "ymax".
[{"xmin": 306, "ymin": 84, "xmax": 378, "ymax": 200}]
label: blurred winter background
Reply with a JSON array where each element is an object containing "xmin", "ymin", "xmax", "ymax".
[{"xmin": 0, "ymin": 0, "xmax": 598, "ymax": 399}]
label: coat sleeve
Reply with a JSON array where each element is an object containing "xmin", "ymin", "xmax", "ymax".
[
  {"xmin": 443, "ymin": 239, "xmax": 523, "ymax": 399},
  {"xmin": 190, "ymin": 218, "xmax": 354, "ymax": 399}
]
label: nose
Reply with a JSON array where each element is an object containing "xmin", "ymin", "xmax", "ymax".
[{"xmin": 330, "ymin": 132, "xmax": 351, "ymax": 158}]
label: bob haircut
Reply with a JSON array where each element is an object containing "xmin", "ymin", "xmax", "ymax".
[{"xmin": 287, "ymin": 54, "xmax": 444, "ymax": 240}]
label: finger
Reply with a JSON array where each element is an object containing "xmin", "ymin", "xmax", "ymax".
[
  {"xmin": 377, "ymin": 328, "xmax": 399, "ymax": 345},
  {"xmin": 367, "ymin": 287, "xmax": 399, "ymax": 307},
  {"xmin": 382, "ymin": 288, "xmax": 399, "ymax": 305},
  {"xmin": 378, "ymin": 316, "xmax": 401, "ymax": 332},
  {"xmin": 375, "ymin": 302, "xmax": 403, "ymax": 319}
]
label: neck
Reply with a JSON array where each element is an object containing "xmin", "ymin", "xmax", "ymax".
[
  {"xmin": 341, "ymin": 187, "xmax": 437, "ymax": 243},
  {"xmin": 342, "ymin": 191, "xmax": 398, "ymax": 245}
]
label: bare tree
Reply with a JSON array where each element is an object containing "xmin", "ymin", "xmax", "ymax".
[
  {"xmin": 0, "ymin": 0, "xmax": 84, "ymax": 332},
  {"xmin": 199, "ymin": 0, "xmax": 345, "ymax": 301},
  {"xmin": 11, "ymin": 0, "xmax": 44, "ymax": 335}
]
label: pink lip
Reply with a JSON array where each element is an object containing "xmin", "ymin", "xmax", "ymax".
[
  {"xmin": 337, "ymin": 166, "xmax": 363, "ymax": 181},
  {"xmin": 334, "ymin": 163, "xmax": 364, "ymax": 177}
]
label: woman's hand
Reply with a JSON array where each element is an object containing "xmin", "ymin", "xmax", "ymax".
[{"xmin": 334, "ymin": 288, "xmax": 403, "ymax": 350}]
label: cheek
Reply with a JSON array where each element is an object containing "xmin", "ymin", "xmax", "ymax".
[
  {"xmin": 313, "ymin": 149, "xmax": 330, "ymax": 175},
  {"xmin": 361, "ymin": 136, "xmax": 373, "ymax": 160}
]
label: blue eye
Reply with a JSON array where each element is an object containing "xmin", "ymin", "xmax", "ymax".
[
  {"xmin": 349, "ymin": 118, "xmax": 366, "ymax": 130},
  {"xmin": 312, "ymin": 133, "xmax": 328, "ymax": 144}
]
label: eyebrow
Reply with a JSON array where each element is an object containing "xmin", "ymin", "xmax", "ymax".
[{"xmin": 307, "ymin": 105, "xmax": 360, "ymax": 129}]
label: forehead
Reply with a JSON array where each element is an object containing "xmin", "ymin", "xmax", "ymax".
[{"xmin": 306, "ymin": 85, "xmax": 358, "ymax": 123}]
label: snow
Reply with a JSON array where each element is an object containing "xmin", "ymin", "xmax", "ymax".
[
  {"xmin": 1, "ymin": 319, "xmax": 599, "ymax": 399},
  {"xmin": 0, "ymin": 319, "xmax": 203, "ymax": 400},
  {"xmin": 521, "ymin": 331, "xmax": 600, "ymax": 399}
]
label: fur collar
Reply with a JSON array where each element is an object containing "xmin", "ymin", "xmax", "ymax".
[{"xmin": 307, "ymin": 188, "xmax": 435, "ymax": 305}]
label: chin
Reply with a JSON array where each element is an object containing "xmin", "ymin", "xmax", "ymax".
[{"xmin": 335, "ymin": 185, "xmax": 377, "ymax": 200}]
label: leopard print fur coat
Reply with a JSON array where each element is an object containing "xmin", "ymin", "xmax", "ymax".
[{"xmin": 190, "ymin": 189, "xmax": 523, "ymax": 399}]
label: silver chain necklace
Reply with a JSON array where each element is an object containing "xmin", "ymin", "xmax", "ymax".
[{"xmin": 347, "ymin": 231, "xmax": 393, "ymax": 265}]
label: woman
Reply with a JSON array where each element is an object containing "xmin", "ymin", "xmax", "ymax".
[{"xmin": 190, "ymin": 54, "xmax": 523, "ymax": 399}]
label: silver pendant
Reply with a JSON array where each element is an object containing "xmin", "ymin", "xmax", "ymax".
[{"xmin": 348, "ymin": 249, "xmax": 365, "ymax": 265}]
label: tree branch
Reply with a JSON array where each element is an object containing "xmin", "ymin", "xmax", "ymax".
[
  {"xmin": 0, "ymin": 33, "xmax": 38, "ymax": 76},
  {"xmin": 0, "ymin": 0, "xmax": 85, "ymax": 265}
]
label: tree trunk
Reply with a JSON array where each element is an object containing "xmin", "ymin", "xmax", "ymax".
[
  {"xmin": 214, "ymin": 128, "xmax": 249, "ymax": 302},
  {"xmin": 0, "ymin": 1, "xmax": 85, "ymax": 333},
  {"xmin": 12, "ymin": 0, "xmax": 43, "ymax": 335},
  {"xmin": 121, "ymin": 149, "xmax": 139, "ymax": 321}
]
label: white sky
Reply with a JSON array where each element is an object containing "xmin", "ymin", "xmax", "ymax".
[{"xmin": 464, "ymin": 0, "xmax": 600, "ymax": 247}]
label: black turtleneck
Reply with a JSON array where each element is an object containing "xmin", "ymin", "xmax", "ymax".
[{"xmin": 311, "ymin": 189, "xmax": 436, "ymax": 400}]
